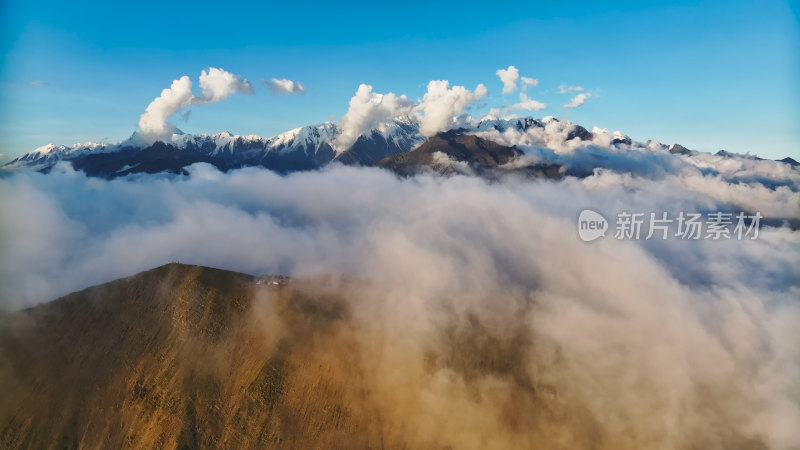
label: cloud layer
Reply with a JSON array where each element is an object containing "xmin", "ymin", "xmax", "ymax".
[{"xmin": 0, "ymin": 161, "xmax": 798, "ymax": 448}]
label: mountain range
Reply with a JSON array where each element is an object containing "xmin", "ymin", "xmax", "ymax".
[
  {"xmin": 2, "ymin": 117, "xmax": 423, "ymax": 176},
  {"xmin": 3, "ymin": 116, "xmax": 798, "ymax": 180}
]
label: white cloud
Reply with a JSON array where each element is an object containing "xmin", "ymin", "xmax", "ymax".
[
  {"xmin": 481, "ymin": 108, "xmax": 502, "ymax": 120},
  {"xmin": 137, "ymin": 68, "xmax": 254, "ymax": 143},
  {"xmin": 496, "ymin": 65, "xmax": 519, "ymax": 94},
  {"xmin": 29, "ymin": 80, "xmax": 48, "ymax": 87},
  {"xmin": 416, "ymin": 80, "xmax": 488, "ymax": 137},
  {"xmin": 559, "ymin": 84, "xmax": 584, "ymax": 94},
  {"xmin": 137, "ymin": 76, "xmax": 196, "ymax": 142},
  {"xmin": 505, "ymin": 92, "xmax": 547, "ymax": 113},
  {"xmin": 520, "ymin": 76, "xmax": 538, "ymax": 90},
  {"xmin": 334, "ymin": 84, "xmax": 414, "ymax": 151},
  {"xmin": 564, "ymin": 93, "xmax": 590, "ymax": 108},
  {"xmin": 263, "ymin": 78, "xmax": 306, "ymax": 95},
  {"xmin": 196, "ymin": 67, "xmax": 254, "ymax": 103}
]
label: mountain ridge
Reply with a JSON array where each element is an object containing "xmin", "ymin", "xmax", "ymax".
[
  {"xmin": 0, "ymin": 117, "xmax": 602, "ymax": 177},
  {"xmin": 4, "ymin": 116, "xmax": 797, "ymax": 179}
]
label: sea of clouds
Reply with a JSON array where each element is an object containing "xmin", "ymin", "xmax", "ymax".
[{"xmin": 1, "ymin": 149, "xmax": 799, "ymax": 446}]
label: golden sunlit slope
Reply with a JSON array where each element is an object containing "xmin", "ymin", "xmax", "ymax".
[
  {"xmin": 0, "ymin": 264, "xmax": 384, "ymax": 449},
  {"xmin": 0, "ymin": 263, "xmax": 770, "ymax": 449}
]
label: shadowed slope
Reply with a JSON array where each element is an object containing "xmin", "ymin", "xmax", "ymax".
[{"xmin": 375, "ymin": 130, "xmax": 566, "ymax": 180}]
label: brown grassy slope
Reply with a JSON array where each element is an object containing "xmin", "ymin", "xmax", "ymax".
[
  {"xmin": 374, "ymin": 131, "xmax": 517, "ymax": 175},
  {"xmin": 0, "ymin": 263, "xmax": 769, "ymax": 449},
  {"xmin": 374, "ymin": 130, "xmax": 565, "ymax": 180},
  {"xmin": 0, "ymin": 264, "xmax": 384, "ymax": 449}
]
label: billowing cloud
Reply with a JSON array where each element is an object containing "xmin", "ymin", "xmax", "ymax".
[
  {"xmin": 496, "ymin": 65, "xmax": 520, "ymax": 94},
  {"xmin": 416, "ymin": 80, "xmax": 488, "ymax": 137},
  {"xmin": 137, "ymin": 76, "xmax": 196, "ymax": 142},
  {"xmin": 334, "ymin": 84, "xmax": 414, "ymax": 150},
  {"xmin": 137, "ymin": 68, "xmax": 254, "ymax": 143},
  {"xmin": 196, "ymin": 67, "xmax": 254, "ymax": 103},
  {"xmin": 559, "ymin": 84, "xmax": 584, "ymax": 94},
  {"xmin": 505, "ymin": 92, "xmax": 546, "ymax": 113},
  {"xmin": 262, "ymin": 78, "xmax": 306, "ymax": 95},
  {"xmin": 564, "ymin": 92, "xmax": 590, "ymax": 108},
  {"xmin": 520, "ymin": 76, "xmax": 538, "ymax": 90}
]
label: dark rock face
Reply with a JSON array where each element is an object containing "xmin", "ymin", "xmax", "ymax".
[
  {"xmin": 669, "ymin": 144, "xmax": 693, "ymax": 155},
  {"xmin": 335, "ymin": 123, "xmax": 420, "ymax": 166},
  {"xmin": 779, "ymin": 156, "xmax": 799, "ymax": 167},
  {"xmin": 515, "ymin": 117, "xmax": 545, "ymax": 131},
  {"xmin": 374, "ymin": 130, "xmax": 573, "ymax": 181},
  {"xmin": 69, "ymin": 142, "xmax": 233, "ymax": 178},
  {"xmin": 716, "ymin": 149, "xmax": 734, "ymax": 157},
  {"xmin": 64, "ymin": 140, "xmax": 338, "ymax": 178},
  {"xmin": 567, "ymin": 125, "xmax": 593, "ymax": 141},
  {"xmin": 31, "ymin": 125, "xmax": 421, "ymax": 178},
  {"xmin": 611, "ymin": 136, "xmax": 632, "ymax": 146},
  {"xmin": 375, "ymin": 130, "xmax": 523, "ymax": 177},
  {"xmin": 258, "ymin": 142, "xmax": 336, "ymax": 173}
]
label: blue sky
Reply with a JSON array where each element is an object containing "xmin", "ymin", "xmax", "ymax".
[{"xmin": 1, "ymin": 0, "xmax": 797, "ymax": 159}]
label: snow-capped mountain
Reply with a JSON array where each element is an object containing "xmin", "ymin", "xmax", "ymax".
[
  {"xmin": 7, "ymin": 115, "xmax": 794, "ymax": 180},
  {"xmin": 0, "ymin": 116, "xmax": 554, "ymax": 173},
  {"xmin": 2, "ymin": 116, "xmax": 430, "ymax": 176},
  {"xmin": 5, "ymin": 116, "xmax": 582, "ymax": 176},
  {"xmin": 4, "ymin": 141, "xmax": 119, "ymax": 171}
]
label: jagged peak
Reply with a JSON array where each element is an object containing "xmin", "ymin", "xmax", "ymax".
[{"xmin": 31, "ymin": 143, "xmax": 58, "ymax": 154}]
